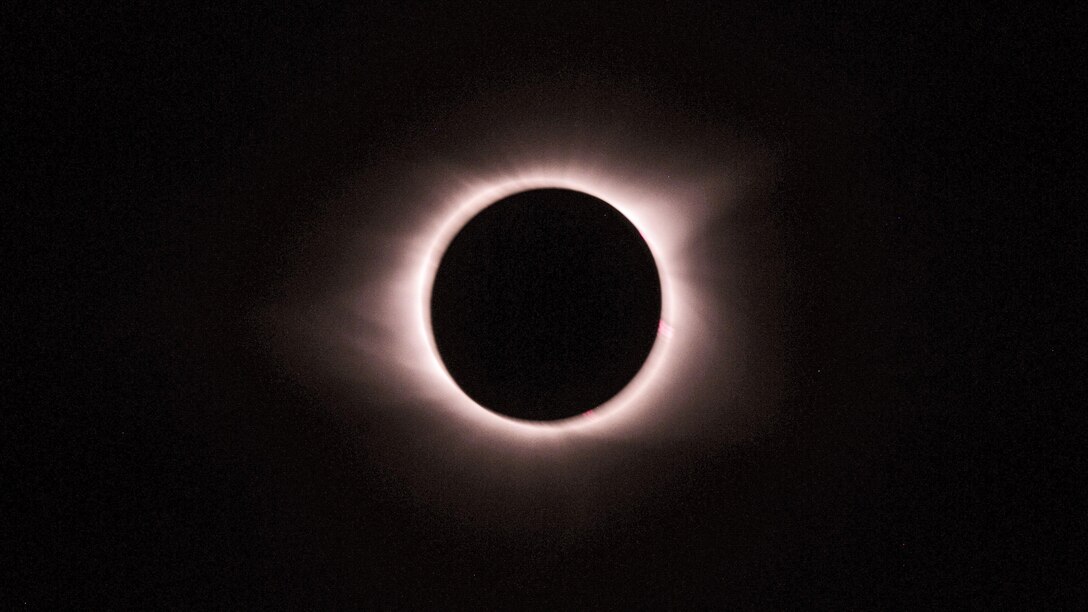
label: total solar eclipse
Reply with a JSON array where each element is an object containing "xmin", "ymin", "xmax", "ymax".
[{"xmin": 429, "ymin": 188, "xmax": 662, "ymax": 421}]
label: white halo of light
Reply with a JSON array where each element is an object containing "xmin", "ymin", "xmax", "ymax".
[
  {"xmin": 364, "ymin": 152, "xmax": 731, "ymax": 445},
  {"xmin": 418, "ymin": 176, "xmax": 675, "ymax": 430}
]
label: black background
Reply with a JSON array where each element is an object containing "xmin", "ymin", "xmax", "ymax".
[{"xmin": 9, "ymin": 2, "xmax": 1082, "ymax": 607}]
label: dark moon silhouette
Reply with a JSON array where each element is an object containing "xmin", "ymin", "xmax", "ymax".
[{"xmin": 430, "ymin": 188, "xmax": 662, "ymax": 421}]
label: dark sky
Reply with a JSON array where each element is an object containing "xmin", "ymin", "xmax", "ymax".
[{"xmin": 10, "ymin": 3, "xmax": 1080, "ymax": 608}]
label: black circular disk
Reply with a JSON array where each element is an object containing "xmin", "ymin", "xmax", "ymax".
[{"xmin": 429, "ymin": 188, "xmax": 662, "ymax": 421}]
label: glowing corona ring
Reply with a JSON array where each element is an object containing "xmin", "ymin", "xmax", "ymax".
[
  {"xmin": 421, "ymin": 180, "xmax": 670, "ymax": 425},
  {"xmin": 375, "ymin": 153, "xmax": 726, "ymax": 443}
]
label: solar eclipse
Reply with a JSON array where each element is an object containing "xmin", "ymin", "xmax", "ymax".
[{"xmin": 268, "ymin": 82, "xmax": 786, "ymax": 524}]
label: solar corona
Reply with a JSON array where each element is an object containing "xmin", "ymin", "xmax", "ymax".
[
  {"xmin": 303, "ymin": 101, "xmax": 761, "ymax": 463},
  {"xmin": 388, "ymin": 155, "xmax": 724, "ymax": 442},
  {"xmin": 279, "ymin": 103, "xmax": 770, "ymax": 521}
]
